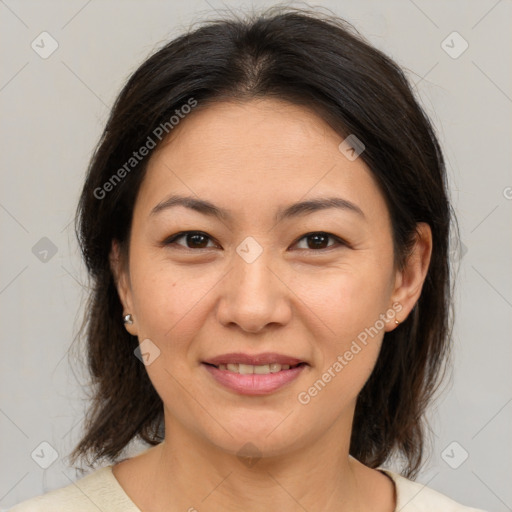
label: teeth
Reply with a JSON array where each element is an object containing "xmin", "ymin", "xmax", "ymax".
[
  {"xmin": 238, "ymin": 363, "xmax": 253, "ymax": 375},
  {"xmin": 254, "ymin": 364, "xmax": 270, "ymax": 374},
  {"xmin": 216, "ymin": 363, "xmax": 296, "ymax": 374},
  {"xmin": 269, "ymin": 363, "xmax": 281, "ymax": 373}
]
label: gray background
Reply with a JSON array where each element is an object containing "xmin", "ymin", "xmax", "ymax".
[{"xmin": 0, "ymin": 0, "xmax": 511, "ymax": 510}]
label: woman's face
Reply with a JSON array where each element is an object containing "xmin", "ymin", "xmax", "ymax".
[{"xmin": 113, "ymin": 98, "xmax": 429, "ymax": 458}]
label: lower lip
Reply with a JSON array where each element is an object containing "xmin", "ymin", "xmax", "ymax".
[{"xmin": 202, "ymin": 363, "xmax": 307, "ymax": 395}]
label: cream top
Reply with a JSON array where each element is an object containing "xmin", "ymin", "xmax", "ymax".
[{"xmin": 8, "ymin": 464, "xmax": 487, "ymax": 511}]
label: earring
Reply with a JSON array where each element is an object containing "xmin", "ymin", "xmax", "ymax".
[
  {"xmin": 395, "ymin": 318, "xmax": 400, "ymax": 325},
  {"xmin": 123, "ymin": 314, "xmax": 133, "ymax": 325}
]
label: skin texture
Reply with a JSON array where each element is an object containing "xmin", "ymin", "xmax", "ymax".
[{"xmin": 110, "ymin": 98, "xmax": 432, "ymax": 512}]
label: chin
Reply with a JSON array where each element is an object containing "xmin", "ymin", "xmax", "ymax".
[{"xmin": 195, "ymin": 411, "xmax": 313, "ymax": 460}]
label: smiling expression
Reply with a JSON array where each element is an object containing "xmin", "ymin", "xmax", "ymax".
[{"xmin": 112, "ymin": 98, "xmax": 415, "ymax": 457}]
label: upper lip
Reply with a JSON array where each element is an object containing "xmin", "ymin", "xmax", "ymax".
[{"xmin": 203, "ymin": 352, "xmax": 306, "ymax": 366}]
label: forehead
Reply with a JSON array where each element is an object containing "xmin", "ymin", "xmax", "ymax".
[
  {"xmin": 134, "ymin": 98, "xmax": 389, "ymax": 224},
  {"xmin": 154, "ymin": 98, "xmax": 345, "ymax": 166}
]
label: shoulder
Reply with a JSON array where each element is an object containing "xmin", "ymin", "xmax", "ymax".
[
  {"xmin": 378, "ymin": 469, "xmax": 488, "ymax": 512},
  {"xmin": 7, "ymin": 466, "xmax": 140, "ymax": 512}
]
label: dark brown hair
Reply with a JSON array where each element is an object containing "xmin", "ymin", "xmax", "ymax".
[{"xmin": 70, "ymin": 6, "xmax": 454, "ymax": 478}]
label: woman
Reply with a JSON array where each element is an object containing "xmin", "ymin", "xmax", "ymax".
[{"xmin": 10, "ymin": 6, "xmax": 486, "ymax": 511}]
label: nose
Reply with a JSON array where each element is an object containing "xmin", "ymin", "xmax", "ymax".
[{"xmin": 216, "ymin": 247, "xmax": 292, "ymax": 334}]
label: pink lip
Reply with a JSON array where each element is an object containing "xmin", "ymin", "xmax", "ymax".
[
  {"xmin": 203, "ymin": 352, "xmax": 305, "ymax": 366},
  {"xmin": 202, "ymin": 363, "xmax": 307, "ymax": 395}
]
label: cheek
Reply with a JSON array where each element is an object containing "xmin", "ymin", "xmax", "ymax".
[
  {"xmin": 293, "ymin": 278, "xmax": 388, "ymax": 416},
  {"xmin": 127, "ymin": 262, "xmax": 215, "ymax": 418},
  {"xmin": 289, "ymin": 260, "xmax": 392, "ymax": 396},
  {"xmin": 289, "ymin": 259, "xmax": 394, "ymax": 340},
  {"xmin": 129, "ymin": 258, "xmax": 224, "ymax": 356}
]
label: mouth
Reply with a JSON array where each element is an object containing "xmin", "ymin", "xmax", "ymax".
[
  {"xmin": 201, "ymin": 353, "xmax": 309, "ymax": 395},
  {"xmin": 203, "ymin": 361, "xmax": 307, "ymax": 374}
]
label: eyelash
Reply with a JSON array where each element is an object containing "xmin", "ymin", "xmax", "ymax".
[{"xmin": 162, "ymin": 231, "xmax": 348, "ymax": 252}]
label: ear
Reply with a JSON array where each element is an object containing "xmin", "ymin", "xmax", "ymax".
[
  {"xmin": 387, "ymin": 222, "xmax": 432, "ymax": 331},
  {"xmin": 109, "ymin": 240, "xmax": 138, "ymax": 336}
]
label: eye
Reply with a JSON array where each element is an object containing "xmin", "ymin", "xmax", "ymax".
[
  {"xmin": 293, "ymin": 232, "xmax": 346, "ymax": 251},
  {"xmin": 163, "ymin": 230, "xmax": 347, "ymax": 251},
  {"xmin": 164, "ymin": 231, "xmax": 219, "ymax": 250}
]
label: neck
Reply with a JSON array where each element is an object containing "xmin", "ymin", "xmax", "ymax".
[{"xmin": 132, "ymin": 415, "xmax": 386, "ymax": 512}]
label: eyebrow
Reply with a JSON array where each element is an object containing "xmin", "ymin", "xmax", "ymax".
[{"xmin": 150, "ymin": 194, "xmax": 365, "ymax": 222}]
